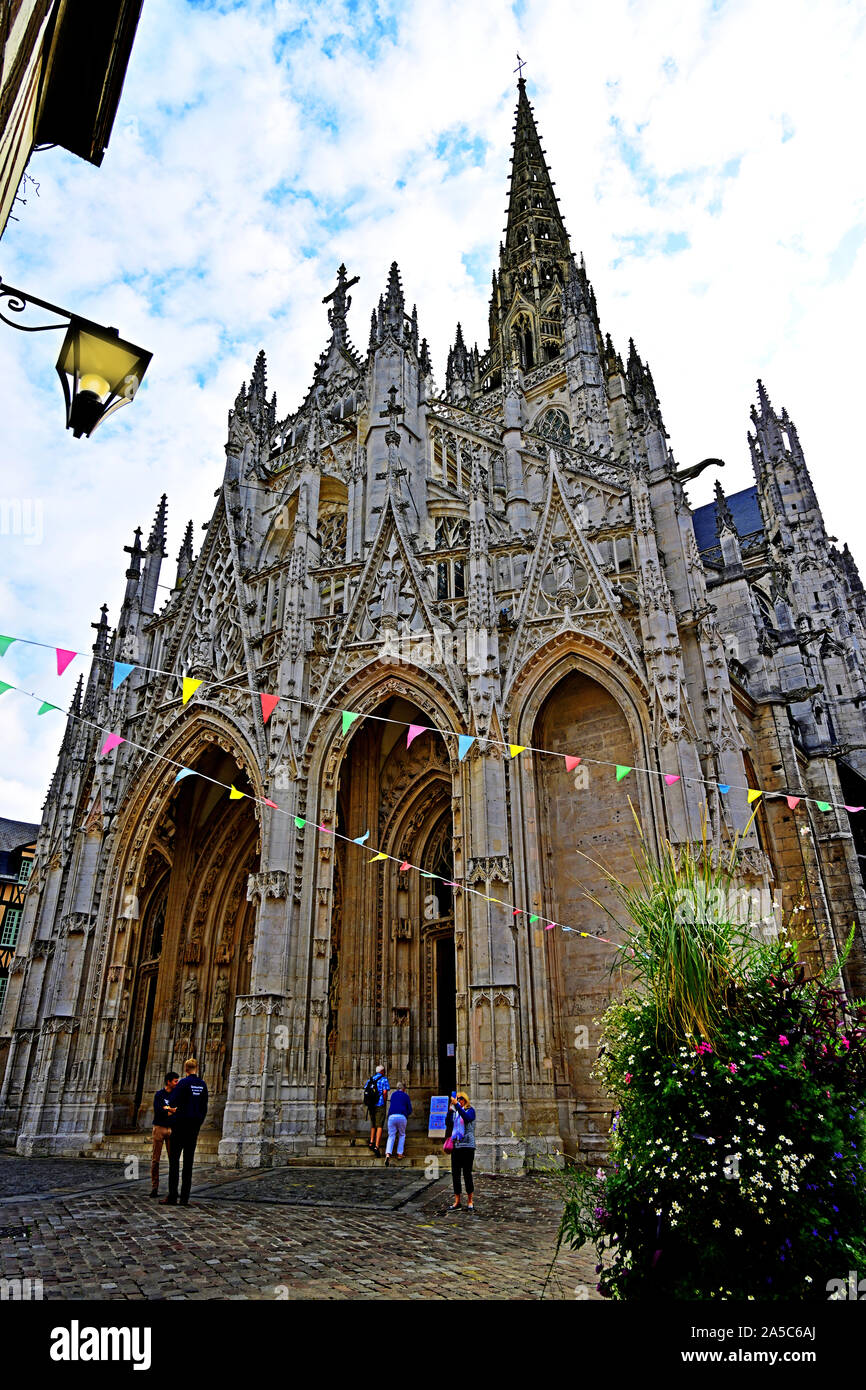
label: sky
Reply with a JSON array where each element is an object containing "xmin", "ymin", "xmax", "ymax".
[{"xmin": 0, "ymin": 0, "xmax": 864, "ymax": 822}]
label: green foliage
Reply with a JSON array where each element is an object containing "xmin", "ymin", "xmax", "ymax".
[{"xmin": 560, "ymin": 828, "xmax": 866, "ymax": 1300}]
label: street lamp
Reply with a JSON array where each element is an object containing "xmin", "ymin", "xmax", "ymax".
[{"xmin": 0, "ymin": 277, "xmax": 151, "ymax": 437}]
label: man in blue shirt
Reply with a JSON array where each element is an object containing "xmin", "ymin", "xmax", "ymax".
[
  {"xmin": 162, "ymin": 1058, "xmax": 208, "ymax": 1206},
  {"xmin": 366, "ymin": 1064, "xmax": 389, "ymax": 1157}
]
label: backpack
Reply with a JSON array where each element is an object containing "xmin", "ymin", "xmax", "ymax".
[{"xmin": 363, "ymin": 1075, "xmax": 381, "ymax": 1109}]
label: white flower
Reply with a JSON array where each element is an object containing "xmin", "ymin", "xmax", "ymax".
[
  {"xmin": 712, "ymin": 1218, "xmax": 721, "ymax": 1228},
  {"xmin": 734, "ymin": 1228, "xmax": 743, "ymax": 1236}
]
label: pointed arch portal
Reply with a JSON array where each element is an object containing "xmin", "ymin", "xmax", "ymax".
[
  {"xmin": 324, "ymin": 696, "xmax": 457, "ymax": 1131},
  {"xmin": 111, "ymin": 743, "xmax": 259, "ymax": 1133}
]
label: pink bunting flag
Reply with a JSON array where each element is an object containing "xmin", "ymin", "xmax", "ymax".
[
  {"xmin": 260, "ymin": 693, "xmax": 280, "ymax": 724},
  {"xmin": 263, "ymin": 799, "xmax": 278, "ymax": 809},
  {"xmin": 56, "ymin": 648, "xmax": 76, "ymax": 677},
  {"xmin": 844, "ymin": 805, "xmax": 864, "ymax": 814},
  {"xmin": 399, "ymin": 861, "xmax": 411, "ymax": 872},
  {"xmin": 664, "ymin": 774, "xmax": 681, "ymax": 786},
  {"xmin": 319, "ymin": 823, "xmax": 330, "ymax": 833},
  {"xmin": 786, "ymin": 796, "xmax": 801, "ymax": 810},
  {"xmin": 564, "ymin": 755, "xmax": 581, "ymax": 772},
  {"xmin": 100, "ymin": 733, "xmax": 125, "ymax": 757},
  {"xmin": 407, "ymin": 723, "xmax": 427, "ymax": 749},
  {"xmin": 545, "ymin": 922, "xmax": 556, "ymax": 930}
]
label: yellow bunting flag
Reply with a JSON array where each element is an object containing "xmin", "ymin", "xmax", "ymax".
[
  {"xmin": 747, "ymin": 788, "xmax": 763, "ymax": 804},
  {"xmin": 229, "ymin": 785, "xmax": 245, "ymax": 799},
  {"xmin": 368, "ymin": 852, "xmax": 388, "ymax": 863},
  {"xmin": 509, "ymin": 745, "xmax": 526, "ymax": 758},
  {"xmin": 182, "ymin": 677, "xmax": 202, "ymax": 706}
]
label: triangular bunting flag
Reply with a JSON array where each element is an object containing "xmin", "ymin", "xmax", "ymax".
[
  {"xmin": 0, "ymin": 681, "xmax": 11, "ymax": 696},
  {"xmin": 664, "ymin": 774, "xmax": 681, "ymax": 786},
  {"xmin": 182, "ymin": 677, "xmax": 202, "ymax": 706},
  {"xmin": 458, "ymin": 734, "xmax": 474, "ymax": 761},
  {"xmin": 407, "ymin": 723, "xmax": 427, "ymax": 749},
  {"xmin": 319, "ymin": 823, "xmax": 331, "ymax": 833},
  {"xmin": 353, "ymin": 830, "xmax": 370, "ymax": 844},
  {"xmin": 564, "ymin": 755, "xmax": 581, "ymax": 773},
  {"xmin": 37, "ymin": 702, "xmax": 59, "ymax": 715},
  {"xmin": 718, "ymin": 784, "xmax": 730, "ymax": 794},
  {"xmin": 112, "ymin": 662, "xmax": 135, "ymax": 690},
  {"xmin": 399, "ymin": 861, "xmax": 411, "ymax": 872},
  {"xmin": 786, "ymin": 796, "xmax": 801, "ymax": 810},
  {"xmin": 260, "ymin": 693, "xmax": 280, "ymax": 724},
  {"xmin": 174, "ymin": 767, "xmax": 195, "ymax": 783},
  {"xmin": 368, "ymin": 852, "xmax": 388, "ymax": 863},
  {"xmin": 529, "ymin": 914, "xmax": 540, "ymax": 924},
  {"xmin": 229, "ymin": 785, "xmax": 245, "ymax": 799},
  {"xmin": 0, "ymin": 636, "xmax": 15, "ymax": 657},
  {"xmin": 844, "ymin": 805, "xmax": 864, "ymax": 814},
  {"xmin": 509, "ymin": 744, "xmax": 526, "ymax": 759},
  {"xmin": 615, "ymin": 765, "xmax": 632, "ymax": 782},
  {"xmin": 342, "ymin": 710, "xmax": 360, "ymax": 736},
  {"xmin": 263, "ymin": 798, "xmax": 279, "ymax": 809},
  {"xmin": 747, "ymin": 789, "xmax": 763, "ymax": 804},
  {"xmin": 545, "ymin": 922, "xmax": 556, "ymax": 930},
  {"xmin": 56, "ymin": 648, "xmax": 76, "ymax": 677},
  {"xmin": 294, "ymin": 816, "xmax": 305, "ymax": 829},
  {"xmin": 99, "ymin": 732, "xmax": 125, "ymax": 757},
  {"xmin": 816, "ymin": 801, "xmax": 832, "ymax": 812}
]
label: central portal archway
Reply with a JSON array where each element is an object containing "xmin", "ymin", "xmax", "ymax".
[{"xmin": 324, "ymin": 697, "xmax": 456, "ymax": 1133}]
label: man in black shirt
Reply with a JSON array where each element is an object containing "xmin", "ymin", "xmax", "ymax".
[
  {"xmin": 150, "ymin": 1071, "xmax": 178, "ymax": 1198},
  {"xmin": 162, "ymin": 1058, "xmax": 209, "ymax": 1207}
]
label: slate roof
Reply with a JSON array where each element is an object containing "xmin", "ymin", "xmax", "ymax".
[
  {"xmin": 692, "ymin": 485, "xmax": 765, "ymax": 555},
  {"xmin": 0, "ymin": 817, "xmax": 40, "ymax": 855}
]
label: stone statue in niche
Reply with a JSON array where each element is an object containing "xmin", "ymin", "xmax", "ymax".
[
  {"xmin": 180, "ymin": 974, "xmax": 198, "ymax": 1024},
  {"xmin": 212, "ymin": 973, "xmax": 230, "ymax": 1022}
]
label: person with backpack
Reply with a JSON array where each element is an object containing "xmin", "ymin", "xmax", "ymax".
[{"xmin": 363, "ymin": 1064, "xmax": 389, "ymax": 1156}]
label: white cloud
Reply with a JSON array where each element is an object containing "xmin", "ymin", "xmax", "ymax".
[{"xmin": 1, "ymin": 0, "xmax": 864, "ymax": 817}]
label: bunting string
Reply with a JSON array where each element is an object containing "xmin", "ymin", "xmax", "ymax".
[
  {"xmin": 0, "ymin": 677, "xmax": 612, "ymax": 946},
  {"xmin": 0, "ymin": 628, "xmax": 863, "ymax": 821}
]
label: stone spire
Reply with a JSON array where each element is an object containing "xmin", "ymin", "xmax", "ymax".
[
  {"xmin": 501, "ymin": 78, "xmax": 571, "ymax": 284},
  {"xmin": 714, "ymin": 478, "xmax": 735, "ymax": 535},
  {"xmin": 175, "ymin": 519, "xmax": 195, "ymax": 589},
  {"xmin": 141, "ymin": 494, "xmax": 167, "ymax": 615},
  {"xmin": 446, "ymin": 322, "xmax": 473, "ymax": 401},
  {"xmin": 247, "ymin": 349, "xmax": 274, "ymax": 431}
]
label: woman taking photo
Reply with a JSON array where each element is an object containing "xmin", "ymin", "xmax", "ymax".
[{"xmin": 447, "ymin": 1090, "xmax": 476, "ymax": 1213}]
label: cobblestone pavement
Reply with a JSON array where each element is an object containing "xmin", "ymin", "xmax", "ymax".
[{"xmin": 0, "ymin": 1153, "xmax": 598, "ymax": 1300}]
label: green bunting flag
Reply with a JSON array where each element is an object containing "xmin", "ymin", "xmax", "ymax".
[
  {"xmin": 815, "ymin": 801, "xmax": 832, "ymax": 812},
  {"xmin": 37, "ymin": 702, "xmax": 60, "ymax": 715},
  {"xmin": 0, "ymin": 681, "xmax": 11, "ymax": 696},
  {"xmin": 294, "ymin": 816, "xmax": 306, "ymax": 829},
  {"xmin": 529, "ymin": 914, "xmax": 540, "ymax": 924},
  {"xmin": 616, "ymin": 765, "xmax": 632, "ymax": 781},
  {"xmin": 342, "ymin": 710, "xmax": 360, "ymax": 736},
  {"xmin": 0, "ymin": 636, "xmax": 15, "ymax": 657}
]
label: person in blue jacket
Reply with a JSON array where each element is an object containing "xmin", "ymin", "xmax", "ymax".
[
  {"xmin": 384, "ymin": 1083, "xmax": 412, "ymax": 1165},
  {"xmin": 162, "ymin": 1058, "xmax": 208, "ymax": 1207}
]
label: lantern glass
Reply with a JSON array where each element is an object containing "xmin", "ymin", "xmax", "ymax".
[{"xmin": 56, "ymin": 321, "xmax": 152, "ymax": 437}]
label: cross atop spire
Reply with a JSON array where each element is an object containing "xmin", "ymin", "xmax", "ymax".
[
  {"xmin": 323, "ymin": 263, "xmax": 359, "ymax": 349},
  {"xmin": 514, "ymin": 52, "xmax": 526, "ymax": 81}
]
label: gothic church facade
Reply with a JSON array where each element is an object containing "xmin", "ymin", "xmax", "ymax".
[{"xmin": 2, "ymin": 82, "xmax": 865, "ymax": 1168}]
